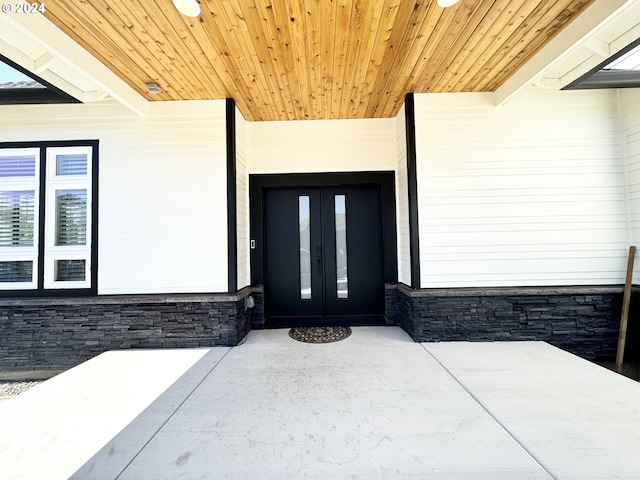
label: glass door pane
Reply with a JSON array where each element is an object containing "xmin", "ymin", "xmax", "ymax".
[
  {"xmin": 335, "ymin": 194, "xmax": 348, "ymax": 299},
  {"xmin": 299, "ymin": 195, "xmax": 311, "ymax": 300}
]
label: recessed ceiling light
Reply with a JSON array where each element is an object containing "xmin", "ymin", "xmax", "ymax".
[
  {"xmin": 437, "ymin": 0, "xmax": 459, "ymax": 7},
  {"xmin": 145, "ymin": 83, "xmax": 162, "ymax": 94},
  {"xmin": 173, "ymin": 0, "xmax": 200, "ymax": 17}
]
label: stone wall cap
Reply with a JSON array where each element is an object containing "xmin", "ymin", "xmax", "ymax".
[
  {"xmin": 389, "ymin": 283, "xmax": 627, "ymax": 297},
  {"xmin": 0, "ymin": 286, "xmax": 257, "ymax": 306}
]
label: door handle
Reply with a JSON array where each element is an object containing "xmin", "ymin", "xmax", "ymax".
[{"xmin": 315, "ymin": 246, "xmax": 323, "ymax": 274}]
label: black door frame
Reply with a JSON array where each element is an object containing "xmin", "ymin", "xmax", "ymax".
[{"xmin": 249, "ymin": 172, "xmax": 398, "ymax": 321}]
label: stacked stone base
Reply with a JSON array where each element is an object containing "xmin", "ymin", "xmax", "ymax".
[
  {"xmin": 0, "ymin": 289, "xmax": 254, "ymax": 374},
  {"xmin": 386, "ymin": 284, "xmax": 640, "ymax": 361},
  {"xmin": 2, "ymin": 284, "xmax": 638, "ymax": 376}
]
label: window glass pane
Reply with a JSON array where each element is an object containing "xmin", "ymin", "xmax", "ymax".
[
  {"xmin": 0, "ymin": 190, "xmax": 35, "ymax": 246},
  {"xmin": 55, "ymin": 259, "xmax": 85, "ymax": 281},
  {"xmin": 0, "ymin": 260, "xmax": 33, "ymax": 282},
  {"xmin": 299, "ymin": 195, "xmax": 311, "ymax": 300},
  {"xmin": 56, "ymin": 154, "xmax": 87, "ymax": 176},
  {"xmin": 335, "ymin": 195, "xmax": 348, "ymax": 299},
  {"xmin": 55, "ymin": 189, "xmax": 87, "ymax": 246},
  {"xmin": 0, "ymin": 155, "xmax": 36, "ymax": 177}
]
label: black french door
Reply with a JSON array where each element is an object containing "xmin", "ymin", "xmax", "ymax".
[{"xmin": 264, "ymin": 186, "xmax": 384, "ymax": 325}]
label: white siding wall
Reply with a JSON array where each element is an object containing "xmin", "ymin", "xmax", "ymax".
[
  {"xmin": 0, "ymin": 100, "xmax": 229, "ymax": 294},
  {"xmin": 395, "ymin": 104, "xmax": 411, "ymax": 286},
  {"xmin": 248, "ymin": 118, "xmax": 397, "ymax": 173},
  {"xmin": 621, "ymin": 88, "xmax": 640, "ymax": 282},
  {"xmin": 414, "ymin": 90, "xmax": 628, "ymax": 288},
  {"xmin": 235, "ymin": 106, "xmax": 250, "ymax": 289}
]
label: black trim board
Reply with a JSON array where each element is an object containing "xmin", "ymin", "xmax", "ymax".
[
  {"xmin": 0, "ymin": 139, "xmax": 99, "ymax": 297},
  {"xmin": 249, "ymin": 172, "xmax": 398, "ymax": 287},
  {"xmin": 37, "ymin": 147, "xmax": 46, "ymax": 291},
  {"xmin": 563, "ymin": 37, "xmax": 640, "ymax": 90},
  {"xmin": 405, "ymin": 93, "xmax": 421, "ymax": 289},
  {"xmin": 0, "ymin": 54, "xmax": 80, "ymax": 105},
  {"xmin": 226, "ymin": 98, "xmax": 238, "ymax": 293}
]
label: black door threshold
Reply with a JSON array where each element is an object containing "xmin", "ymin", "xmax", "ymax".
[{"xmin": 265, "ymin": 315, "xmax": 385, "ymax": 329}]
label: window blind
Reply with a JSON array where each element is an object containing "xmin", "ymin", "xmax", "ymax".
[
  {"xmin": 0, "ymin": 155, "xmax": 36, "ymax": 177},
  {"xmin": 55, "ymin": 189, "xmax": 87, "ymax": 246},
  {"xmin": 0, "ymin": 190, "xmax": 35, "ymax": 246},
  {"xmin": 56, "ymin": 154, "xmax": 87, "ymax": 176},
  {"xmin": 0, "ymin": 261, "xmax": 33, "ymax": 283},
  {"xmin": 55, "ymin": 259, "xmax": 85, "ymax": 282}
]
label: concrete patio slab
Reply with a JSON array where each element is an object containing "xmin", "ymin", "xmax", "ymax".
[
  {"xmin": 424, "ymin": 341, "xmax": 640, "ymax": 480},
  {"xmin": 1, "ymin": 327, "xmax": 639, "ymax": 479},
  {"xmin": 0, "ymin": 347, "xmax": 230, "ymax": 480},
  {"xmin": 94, "ymin": 327, "xmax": 551, "ymax": 480}
]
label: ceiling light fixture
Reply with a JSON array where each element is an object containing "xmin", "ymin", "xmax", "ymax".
[
  {"xmin": 437, "ymin": 0, "xmax": 459, "ymax": 7},
  {"xmin": 173, "ymin": 0, "xmax": 200, "ymax": 17},
  {"xmin": 145, "ymin": 83, "xmax": 162, "ymax": 94}
]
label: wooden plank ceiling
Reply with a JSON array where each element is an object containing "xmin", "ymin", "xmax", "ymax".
[{"xmin": 44, "ymin": 0, "xmax": 595, "ymax": 121}]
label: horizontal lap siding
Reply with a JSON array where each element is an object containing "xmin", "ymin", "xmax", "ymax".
[
  {"xmin": 248, "ymin": 118, "xmax": 396, "ymax": 173},
  {"xmin": 414, "ymin": 90, "xmax": 628, "ymax": 288},
  {"xmin": 395, "ymin": 104, "xmax": 411, "ymax": 286},
  {"xmin": 0, "ymin": 101, "xmax": 228, "ymax": 294},
  {"xmin": 236, "ymin": 107, "xmax": 250, "ymax": 289},
  {"xmin": 621, "ymin": 89, "xmax": 640, "ymax": 282}
]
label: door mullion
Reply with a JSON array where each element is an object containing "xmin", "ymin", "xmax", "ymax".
[{"xmin": 318, "ymin": 188, "xmax": 328, "ymax": 317}]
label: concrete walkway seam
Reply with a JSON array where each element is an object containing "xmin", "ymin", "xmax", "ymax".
[
  {"xmin": 112, "ymin": 347, "xmax": 234, "ymax": 480},
  {"xmin": 419, "ymin": 343, "xmax": 558, "ymax": 480}
]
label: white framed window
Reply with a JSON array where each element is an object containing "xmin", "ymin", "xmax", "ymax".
[
  {"xmin": 0, "ymin": 148, "xmax": 40, "ymax": 290},
  {"xmin": 44, "ymin": 146, "xmax": 93, "ymax": 289},
  {"xmin": 0, "ymin": 142, "xmax": 97, "ymax": 294}
]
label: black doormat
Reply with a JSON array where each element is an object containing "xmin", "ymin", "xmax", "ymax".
[{"xmin": 289, "ymin": 326, "xmax": 352, "ymax": 344}]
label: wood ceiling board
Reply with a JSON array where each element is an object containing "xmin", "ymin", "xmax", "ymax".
[
  {"xmin": 342, "ymin": 0, "xmax": 385, "ymax": 117},
  {"xmin": 146, "ymin": 0, "xmax": 230, "ymax": 99},
  {"xmin": 259, "ymin": 1, "xmax": 306, "ymax": 120},
  {"xmin": 407, "ymin": 3, "xmax": 464, "ymax": 94},
  {"xmin": 392, "ymin": 2, "xmax": 446, "ymax": 106},
  {"xmin": 427, "ymin": 0, "xmax": 498, "ymax": 92},
  {"xmin": 303, "ymin": 0, "xmax": 326, "ymax": 119},
  {"xmin": 361, "ymin": 0, "xmax": 417, "ymax": 118},
  {"xmin": 243, "ymin": 1, "xmax": 297, "ymax": 120},
  {"xmin": 216, "ymin": 1, "xmax": 273, "ymax": 116},
  {"xmin": 330, "ymin": 0, "xmax": 354, "ymax": 119},
  {"xmin": 415, "ymin": 1, "xmax": 486, "ymax": 92},
  {"xmin": 40, "ymin": 0, "xmax": 598, "ymax": 121},
  {"xmin": 83, "ymin": 0, "xmax": 192, "ymax": 99},
  {"xmin": 434, "ymin": 0, "xmax": 515, "ymax": 92},
  {"xmin": 462, "ymin": 0, "xmax": 596, "ymax": 92},
  {"xmin": 114, "ymin": 2, "xmax": 211, "ymax": 99},
  {"xmin": 44, "ymin": 1, "xmax": 163, "ymax": 99},
  {"xmin": 191, "ymin": 3, "xmax": 262, "ymax": 120},
  {"xmin": 412, "ymin": 0, "xmax": 536, "ymax": 93},
  {"xmin": 138, "ymin": 0, "xmax": 226, "ymax": 98}
]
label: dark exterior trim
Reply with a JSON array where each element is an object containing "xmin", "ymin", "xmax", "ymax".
[
  {"xmin": 226, "ymin": 98, "xmax": 238, "ymax": 293},
  {"xmin": 90, "ymin": 142, "xmax": 99, "ymax": 295},
  {"xmin": 37, "ymin": 147, "xmax": 46, "ymax": 291},
  {"xmin": 564, "ymin": 37, "xmax": 640, "ymax": 90},
  {"xmin": 0, "ymin": 54, "xmax": 80, "ymax": 105},
  {"xmin": 405, "ymin": 93, "xmax": 421, "ymax": 288},
  {"xmin": 393, "ymin": 283, "xmax": 626, "ymax": 297},
  {"xmin": 0, "ymin": 139, "xmax": 99, "ymax": 297},
  {"xmin": 249, "ymin": 172, "xmax": 398, "ymax": 287}
]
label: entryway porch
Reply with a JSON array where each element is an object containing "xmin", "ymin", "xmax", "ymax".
[{"xmin": 2, "ymin": 327, "xmax": 640, "ymax": 479}]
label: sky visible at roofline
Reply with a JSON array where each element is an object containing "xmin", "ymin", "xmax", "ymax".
[
  {"xmin": 604, "ymin": 43, "xmax": 640, "ymax": 71},
  {"xmin": 0, "ymin": 61, "xmax": 34, "ymax": 84},
  {"xmin": 564, "ymin": 37, "xmax": 640, "ymax": 90},
  {"xmin": 0, "ymin": 55, "xmax": 78, "ymax": 103}
]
